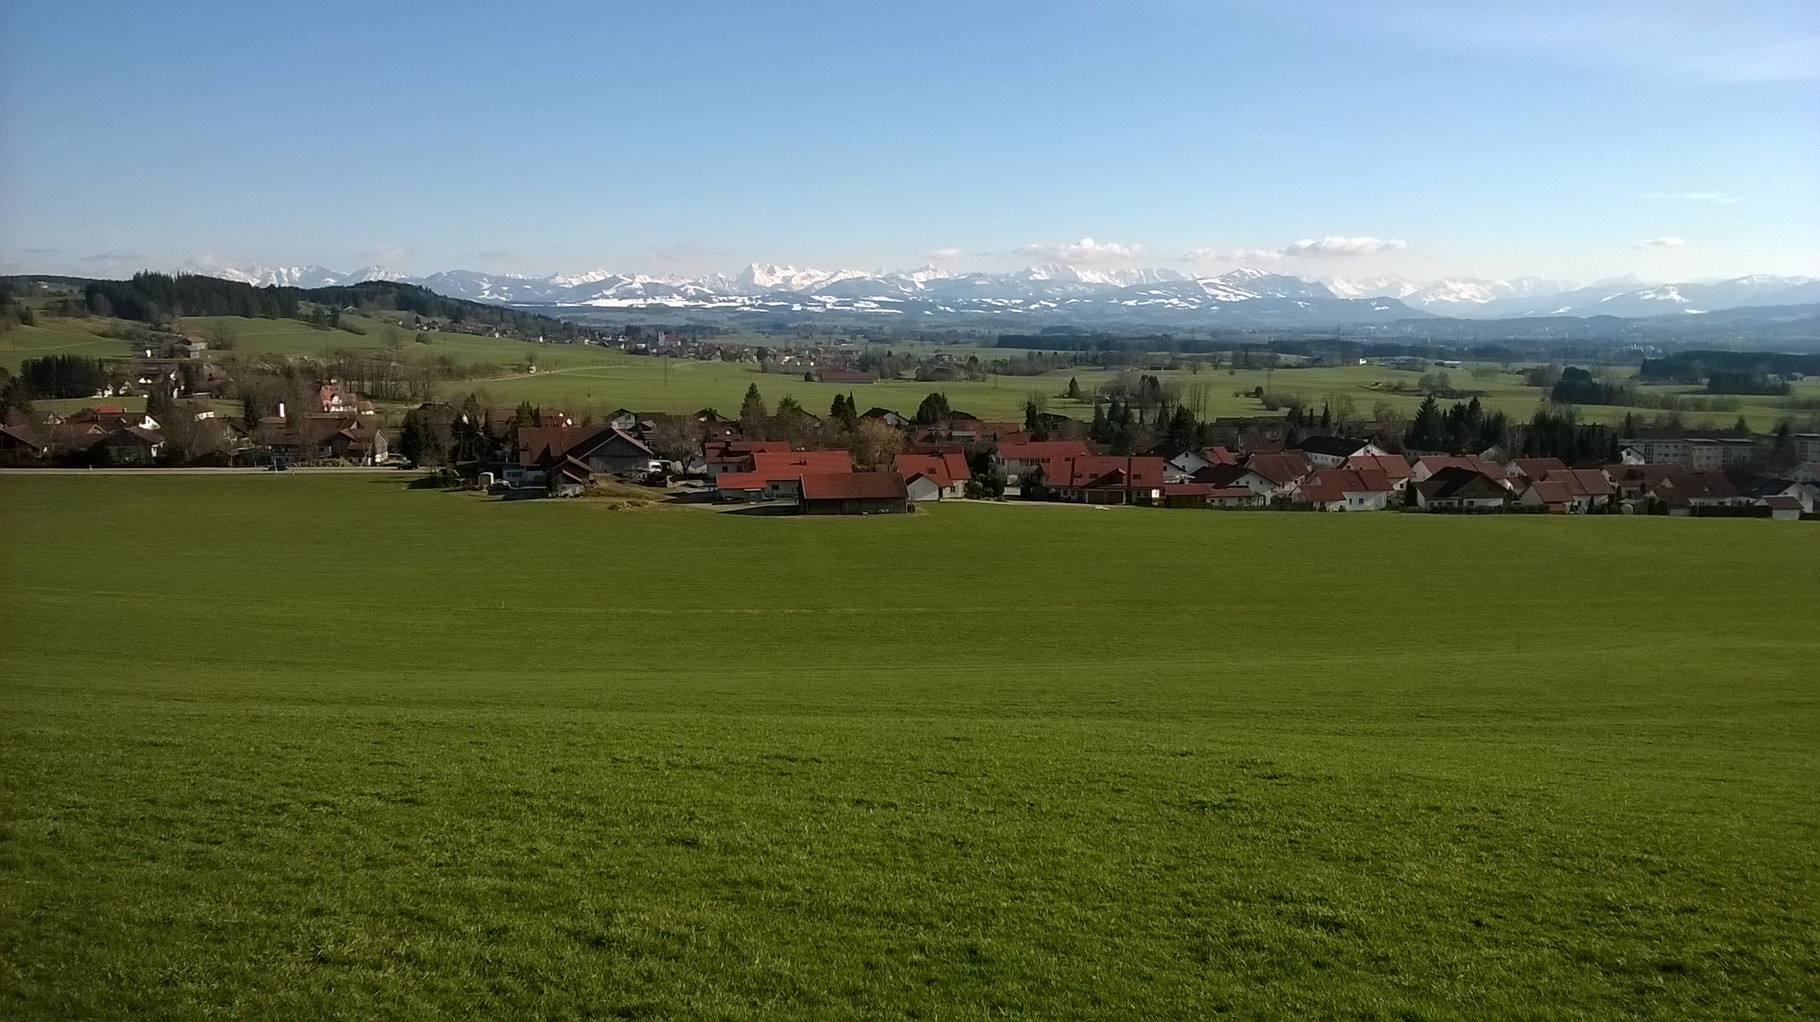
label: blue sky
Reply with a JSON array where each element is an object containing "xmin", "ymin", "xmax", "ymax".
[{"xmin": 2, "ymin": 0, "xmax": 1815, "ymax": 283}]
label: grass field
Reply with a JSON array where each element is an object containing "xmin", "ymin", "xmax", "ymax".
[
  {"xmin": 2, "ymin": 475, "xmax": 1815, "ymax": 1019},
  {"xmin": 11, "ymin": 312, "xmax": 1816, "ymax": 429},
  {"xmin": 0, "ymin": 318, "xmax": 133, "ymax": 370}
]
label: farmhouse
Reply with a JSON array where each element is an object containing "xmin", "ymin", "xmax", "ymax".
[
  {"xmin": 894, "ymin": 451, "xmax": 970, "ymax": 501},
  {"xmin": 1345, "ymin": 454, "xmax": 1414, "ymax": 492},
  {"xmin": 995, "ymin": 439, "xmax": 1093, "ymax": 485},
  {"xmin": 1504, "ymin": 457, "xmax": 1568, "ymax": 482},
  {"xmin": 1202, "ymin": 451, "xmax": 1312, "ymax": 499},
  {"xmin": 0, "ymin": 425, "xmax": 55, "ymax": 465},
  {"xmin": 860, "ymin": 407, "xmax": 909, "ymax": 428},
  {"xmin": 1542, "ymin": 469, "xmax": 1616, "ymax": 513},
  {"xmin": 1298, "ymin": 467, "xmax": 1396, "ymax": 511},
  {"xmin": 1415, "ymin": 466, "xmax": 1509, "ymax": 511},
  {"xmin": 100, "ymin": 426, "xmax": 165, "ymax": 465},
  {"xmin": 1653, "ymin": 471, "xmax": 1746, "ymax": 515},
  {"xmin": 1604, "ymin": 463, "xmax": 1679, "ymax": 501},
  {"xmin": 551, "ymin": 457, "xmax": 592, "ymax": 497},
  {"xmin": 1033, "ymin": 455, "xmax": 1166, "ymax": 505},
  {"xmin": 1158, "ymin": 481, "xmax": 1274, "ymax": 508},
  {"xmin": 1411, "ymin": 453, "xmax": 1506, "ymax": 485},
  {"xmin": 570, "ymin": 428, "xmax": 658, "ymax": 475},
  {"xmin": 815, "ymin": 368, "xmax": 878, "ymax": 384},
  {"xmin": 1294, "ymin": 435, "xmax": 1387, "ymax": 469},
  {"xmin": 263, "ymin": 416, "xmax": 388, "ymax": 465},
  {"xmin": 510, "ymin": 425, "xmax": 655, "ymax": 491},
  {"xmin": 703, "ymin": 439, "xmax": 791, "ymax": 480},
  {"xmin": 1165, "ymin": 445, "xmax": 1238, "ymax": 478},
  {"xmin": 1763, "ymin": 495, "xmax": 1803, "ymax": 520},
  {"xmin": 716, "ymin": 450, "xmax": 857, "ymax": 502},
  {"xmin": 798, "ymin": 471, "xmax": 909, "ymax": 515},
  {"xmin": 1518, "ymin": 479, "xmax": 1574, "ymax": 513}
]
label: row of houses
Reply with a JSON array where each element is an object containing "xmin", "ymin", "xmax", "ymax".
[
  {"xmin": 681, "ymin": 429, "xmax": 1818, "ymax": 518},
  {"xmin": 1620, "ymin": 433, "xmax": 1820, "ymax": 470},
  {"xmin": 705, "ymin": 443, "xmax": 914, "ymax": 513},
  {"xmin": 0, "ymin": 397, "xmax": 392, "ymax": 468}
]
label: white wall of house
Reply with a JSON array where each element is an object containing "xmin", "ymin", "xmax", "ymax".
[
  {"xmin": 905, "ymin": 475, "xmax": 942, "ymax": 503},
  {"xmin": 1168, "ymin": 451, "xmax": 1210, "ymax": 477}
]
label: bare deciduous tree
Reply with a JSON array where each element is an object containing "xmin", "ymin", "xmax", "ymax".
[{"xmin": 849, "ymin": 418, "xmax": 906, "ymax": 467}]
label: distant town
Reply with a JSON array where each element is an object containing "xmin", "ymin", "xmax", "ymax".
[{"xmin": 2, "ymin": 272, "xmax": 1815, "ymax": 520}]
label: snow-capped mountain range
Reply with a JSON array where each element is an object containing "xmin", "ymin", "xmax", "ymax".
[{"xmin": 195, "ymin": 262, "xmax": 1819, "ymax": 324}]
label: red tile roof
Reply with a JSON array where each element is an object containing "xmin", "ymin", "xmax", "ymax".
[
  {"xmin": 1241, "ymin": 451, "xmax": 1313, "ymax": 486},
  {"xmin": 1658, "ymin": 470, "xmax": 1738, "ymax": 501},
  {"xmin": 1416, "ymin": 454, "xmax": 1504, "ymax": 482},
  {"xmin": 1299, "ymin": 468, "xmax": 1394, "ymax": 503},
  {"xmin": 1507, "ymin": 457, "xmax": 1568, "ymax": 479},
  {"xmin": 1417, "ymin": 465, "xmax": 1509, "ymax": 502},
  {"xmin": 517, "ymin": 425, "xmax": 593, "ymax": 467},
  {"xmin": 799, "ymin": 471, "xmax": 908, "ymax": 501},
  {"xmin": 999, "ymin": 439, "xmax": 1092, "ymax": 461},
  {"xmin": 751, "ymin": 450, "xmax": 854, "ymax": 476},
  {"xmin": 1604, "ymin": 463, "xmax": 1679, "ymax": 489},
  {"xmin": 1346, "ymin": 454, "xmax": 1412, "ymax": 480},
  {"xmin": 1524, "ymin": 479, "xmax": 1572, "ymax": 505},
  {"xmin": 894, "ymin": 451, "xmax": 970, "ymax": 488},
  {"xmin": 1763, "ymin": 495, "xmax": 1802, "ymax": 511},
  {"xmin": 714, "ymin": 472, "xmax": 768, "ymax": 491},
  {"xmin": 1037, "ymin": 454, "xmax": 1166, "ymax": 489},
  {"xmin": 1544, "ymin": 468, "xmax": 1616, "ymax": 498}
]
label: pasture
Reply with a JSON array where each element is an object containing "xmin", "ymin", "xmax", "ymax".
[
  {"xmin": 2, "ymin": 475, "xmax": 1815, "ymax": 1019},
  {"xmin": 10, "ymin": 310, "xmax": 1817, "ymax": 429}
]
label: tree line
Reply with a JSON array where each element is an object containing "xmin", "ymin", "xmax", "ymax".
[{"xmin": 74, "ymin": 272, "xmax": 586, "ymax": 342}]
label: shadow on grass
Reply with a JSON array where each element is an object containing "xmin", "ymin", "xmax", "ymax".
[{"xmin": 719, "ymin": 502, "xmax": 800, "ymax": 517}]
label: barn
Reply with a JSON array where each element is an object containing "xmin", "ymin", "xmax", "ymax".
[{"xmin": 798, "ymin": 472, "xmax": 910, "ymax": 515}]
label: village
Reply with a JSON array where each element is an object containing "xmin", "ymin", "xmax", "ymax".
[
  {"xmin": 14, "ymin": 375, "xmax": 1812, "ymax": 519},
  {"xmin": 502, "ymin": 406, "xmax": 1820, "ymax": 519}
]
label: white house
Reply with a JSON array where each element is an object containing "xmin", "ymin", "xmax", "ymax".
[{"xmin": 1295, "ymin": 436, "xmax": 1388, "ymax": 470}]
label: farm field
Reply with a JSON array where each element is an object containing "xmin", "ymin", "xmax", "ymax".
[
  {"xmin": 2, "ymin": 475, "xmax": 1816, "ymax": 1019},
  {"xmin": 11, "ymin": 310, "xmax": 1816, "ymax": 429}
]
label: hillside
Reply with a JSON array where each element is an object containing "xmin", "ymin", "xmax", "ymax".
[{"xmin": 0, "ymin": 272, "xmax": 595, "ymax": 344}]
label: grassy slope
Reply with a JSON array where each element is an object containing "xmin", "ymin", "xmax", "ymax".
[
  {"xmin": 0, "ymin": 319, "xmax": 130, "ymax": 371},
  {"xmin": 1, "ymin": 476, "xmax": 1815, "ymax": 1019}
]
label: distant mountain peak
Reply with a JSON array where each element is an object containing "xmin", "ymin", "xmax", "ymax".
[{"xmin": 185, "ymin": 261, "xmax": 1819, "ymax": 325}]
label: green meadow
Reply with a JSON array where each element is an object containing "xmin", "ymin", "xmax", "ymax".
[
  {"xmin": 9, "ymin": 311, "xmax": 1816, "ymax": 428},
  {"xmin": 2, "ymin": 475, "xmax": 1815, "ymax": 1019}
]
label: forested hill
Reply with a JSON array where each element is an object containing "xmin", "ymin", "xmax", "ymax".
[{"xmin": 1, "ymin": 271, "xmax": 590, "ymax": 341}]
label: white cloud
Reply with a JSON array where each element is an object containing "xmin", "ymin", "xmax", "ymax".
[
  {"xmin": 1635, "ymin": 236, "xmax": 1688, "ymax": 248},
  {"xmin": 1176, "ymin": 237, "xmax": 1410, "ymax": 264},
  {"xmin": 926, "ymin": 247, "xmax": 963, "ymax": 261},
  {"xmin": 1015, "ymin": 237, "xmax": 1145, "ymax": 264},
  {"xmin": 1178, "ymin": 247, "xmax": 1283, "ymax": 264},
  {"xmin": 1279, "ymin": 236, "xmax": 1408, "ymax": 258},
  {"xmin": 1645, "ymin": 191, "xmax": 1739, "ymax": 205}
]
